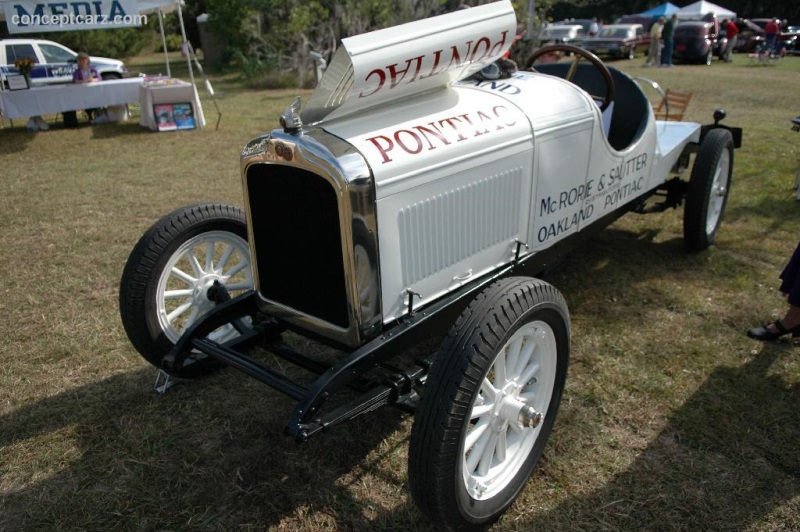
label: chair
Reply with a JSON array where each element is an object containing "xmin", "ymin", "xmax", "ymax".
[{"xmin": 652, "ymin": 88, "xmax": 693, "ymax": 121}]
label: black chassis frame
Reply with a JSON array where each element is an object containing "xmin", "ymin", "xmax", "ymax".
[{"xmin": 161, "ymin": 123, "xmax": 741, "ymax": 442}]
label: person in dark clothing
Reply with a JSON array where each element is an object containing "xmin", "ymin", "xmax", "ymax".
[
  {"xmin": 660, "ymin": 14, "xmax": 677, "ymax": 67},
  {"xmin": 748, "ymin": 241, "xmax": 800, "ymax": 340}
]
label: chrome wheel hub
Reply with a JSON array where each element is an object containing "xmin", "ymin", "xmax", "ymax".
[{"xmin": 156, "ymin": 230, "xmax": 253, "ymax": 344}]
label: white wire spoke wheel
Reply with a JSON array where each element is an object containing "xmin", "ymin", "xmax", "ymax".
[
  {"xmin": 156, "ymin": 229, "xmax": 252, "ymax": 344},
  {"xmin": 119, "ymin": 203, "xmax": 253, "ymax": 378},
  {"xmin": 461, "ymin": 320, "xmax": 557, "ymax": 501},
  {"xmin": 684, "ymin": 128, "xmax": 734, "ymax": 251},
  {"xmin": 408, "ymin": 277, "xmax": 570, "ymax": 530},
  {"xmin": 704, "ymin": 147, "xmax": 731, "ymax": 234}
]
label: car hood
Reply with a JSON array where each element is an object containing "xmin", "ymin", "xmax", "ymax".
[
  {"xmin": 300, "ymin": 1, "xmax": 516, "ymax": 125},
  {"xmin": 91, "ymin": 55, "xmax": 124, "ymax": 67}
]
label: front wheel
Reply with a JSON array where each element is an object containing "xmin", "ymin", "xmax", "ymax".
[
  {"xmin": 408, "ymin": 277, "xmax": 570, "ymax": 530},
  {"xmin": 119, "ymin": 203, "xmax": 254, "ymax": 377},
  {"xmin": 684, "ymin": 129, "xmax": 734, "ymax": 251}
]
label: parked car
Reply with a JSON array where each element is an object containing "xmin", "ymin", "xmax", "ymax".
[
  {"xmin": 553, "ymin": 18, "xmax": 597, "ymax": 35},
  {"xmin": 118, "ymin": 2, "xmax": 741, "ymax": 530},
  {"xmin": 0, "ymin": 38, "xmax": 126, "ymax": 86},
  {"xmin": 732, "ymin": 18, "xmax": 766, "ymax": 52},
  {"xmin": 673, "ymin": 20, "xmax": 727, "ymax": 64},
  {"xmin": 539, "ymin": 24, "xmax": 586, "ymax": 47},
  {"xmin": 783, "ymin": 26, "xmax": 800, "ymax": 55},
  {"xmin": 581, "ymin": 23, "xmax": 650, "ymax": 59}
]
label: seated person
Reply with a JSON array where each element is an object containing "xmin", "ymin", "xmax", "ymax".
[
  {"xmin": 72, "ymin": 52, "xmax": 99, "ymax": 84},
  {"xmin": 68, "ymin": 52, "xmax": 100, "ymax": 124}
]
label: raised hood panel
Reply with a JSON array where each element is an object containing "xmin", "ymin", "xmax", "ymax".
[{"xmin": 301, "ymin": 0, "xmax": 516, "ymax": 125}]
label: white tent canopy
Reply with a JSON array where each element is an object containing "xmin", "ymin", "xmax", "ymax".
[{"xmin": 677, "ymin": 0, "xmax": 736, "ymax": 20}]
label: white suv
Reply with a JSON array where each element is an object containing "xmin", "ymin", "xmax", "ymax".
[{"xmin": 0, "ymin": 38, "xmax": 127, "ymax": 85}]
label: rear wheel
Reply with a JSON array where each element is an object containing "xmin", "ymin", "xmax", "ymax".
[
  {"xmin": 119, "ymin": 203, "xmax": 254, "ymax": 377},
  {"xmin": 684, "ymin": 129, "xmax": 734, "ymax": 251},
  {"xmin": 408, "ymin": 277, "xmax": 570, "ymax": 530}
]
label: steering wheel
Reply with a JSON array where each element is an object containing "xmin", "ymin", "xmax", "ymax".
[{"xmin": 524, "ymin": 44, "xmax": 615, "ymax": 112}]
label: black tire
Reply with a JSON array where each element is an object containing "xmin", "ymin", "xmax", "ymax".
[
  {"xmin": 101, "ymin": 72, "xmax": 122, "ymax": 81},
  {"xmin": 119, "ymin": 203, "xmax": 253, "ymax": 377},
  {"xmin": 408, "ymin": 277, "xmax": 570, "ymax": 531},
  {"xmin": 683, "ymin": 129, "xmax": 734, "ymax": 251}
]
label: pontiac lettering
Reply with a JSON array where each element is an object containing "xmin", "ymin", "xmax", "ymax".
[
  {"xmin": 359, "ymin": 31, "xmax": 509, "ymax": 98},
  {"xmin": 365, "ymin": 105, "xmax": 516, "ymax": 164},
  {"xmin": 603, "ymin": 176, "xmax": 645, "ymax": 208}
]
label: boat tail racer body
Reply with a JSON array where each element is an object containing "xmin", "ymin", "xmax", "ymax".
[
  {"xmin": 243, "ymin": 12, "xmax": 713, "ymax": 332},
  {"xmin": 120, "ymin": 2, "xmax": 741, "ymax": 530}
]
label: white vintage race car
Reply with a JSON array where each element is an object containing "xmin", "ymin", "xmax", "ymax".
[{"xmin": 118, "ymin": 2, "xmax": 741, "ymax": 530}]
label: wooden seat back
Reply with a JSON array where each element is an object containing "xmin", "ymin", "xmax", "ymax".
[{"xmin": 653, "ymin": 88, "xmax": 692, "ymax": 121}]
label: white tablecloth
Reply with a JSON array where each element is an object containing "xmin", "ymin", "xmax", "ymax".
[
  {"xmin": 0, "ymin": 78, "xmax": 143, "ymax": 119},
  {"xmin": 139, "ymin": 81, "xmax": 206, "ymax": 131}
]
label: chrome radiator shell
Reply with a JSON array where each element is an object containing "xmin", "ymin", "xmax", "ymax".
[{"xmin": 240, "ymin": 128, "xmax": 381, "ymax": 348}]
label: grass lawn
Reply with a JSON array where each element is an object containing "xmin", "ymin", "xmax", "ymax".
[{"xmin": 1, "ymin": 50, "xmax": 800, "ymax": 530}]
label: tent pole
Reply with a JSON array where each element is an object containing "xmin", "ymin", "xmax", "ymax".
[
  {"xmin": 176, "ymin": 0, "xmax": 202, "ymax": 128},
  {"xmin": 526, "ymin": 0, "xmax": 535, "ymax": 39},
  {"xmin": 157, "ymin": 10, "xmax": 171, "ymax": 78},
  {"xmin": 177, "ymin": 0, "xmax": 194, "ymax": 86}
]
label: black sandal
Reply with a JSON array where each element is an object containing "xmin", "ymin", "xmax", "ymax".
[{"xmin": 747, "ymin": 320, "xmax": 800, "ymax": 341}]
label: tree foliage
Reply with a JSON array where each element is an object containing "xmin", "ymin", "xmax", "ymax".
[
  {"xmin": 197, "ymin": 0, "xmax": 799, "ymax": 87},
  {"xmin": 201, "ymin": 0, "xmax": 541, "ymax": 86},
  {"xmin": 200, "ymin": 0, "xmax": 449, "ymax": 85},
  {"xmin": 17, "ymin": 25, "xmax": 154, "ymax": 59},
  {"xmin": 3, "ymin": 0, "xmax": 797, "ymax": 67}
]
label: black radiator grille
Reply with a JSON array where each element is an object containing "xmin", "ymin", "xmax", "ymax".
[{"xmin": 247, "ymin": 164, "xmax": 349, "ymax": 328}]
